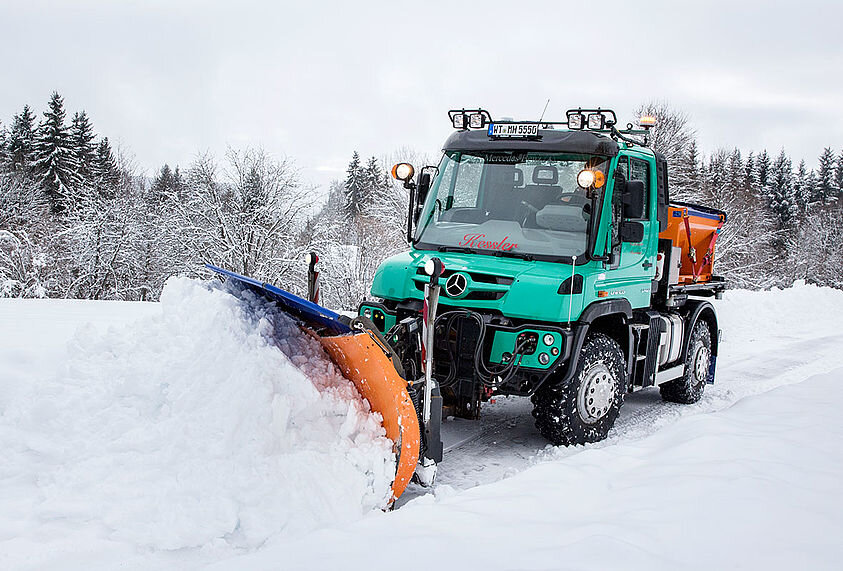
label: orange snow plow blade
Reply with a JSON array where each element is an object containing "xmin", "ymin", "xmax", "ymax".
[
  {"xmin": 204, "ymin": 265, "xmax": 420, "ymax": 505},
  {"xmin": 320, "ymin": 332, "xmax": 420, "ymax": 504}
]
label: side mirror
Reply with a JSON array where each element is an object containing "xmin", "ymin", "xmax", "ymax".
[
  {"xmin": 622, "ymin": 180, "xmax": 646, "ymax": 219},
  {"xmin": 619, "ymin": 221, "xmax": 644, "ymax": 243},
  {"xmin": 415, "ymin": 173, "xmax": 431, "ymax": 222}
]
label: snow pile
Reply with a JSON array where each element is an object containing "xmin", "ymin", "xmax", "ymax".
[
  {"xmin": 0, "ymin": 277, "xmax": 395, "ymax": 552},
  {"xmin": 238, "ymin": 367, "xmax": 843, "ymax": 571},
  {"xmin": 3, "ymin": 281, "xmax": 843, "ymax": 570}
]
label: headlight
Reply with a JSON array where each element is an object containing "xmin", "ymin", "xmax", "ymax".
[
  {"xmin": 391, "ymin": 162, "xmax": 415, "ymax": 181},
  {"xmin": 543, "ymin": 334, "xmax": 554, "ymax": 346},
  {"xmin": 577, "ymin": 169, "xmax": 595, "ymax": 189}
]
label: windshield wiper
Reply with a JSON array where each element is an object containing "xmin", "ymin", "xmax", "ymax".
[
  {"xmin": 494, "ymin": 251, "xmax": 534, "ymax": 261},
  {"xmin": 437, "ymin": 246, "xmax": 474, "ymax": 254},
  {"xmin": 436, "ymin": 246, "xmax": 534, "ymax": 261}
]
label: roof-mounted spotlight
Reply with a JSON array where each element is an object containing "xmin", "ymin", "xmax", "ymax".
[
  {"xmin": 448, "ymin": 109, "xmax": 492, "ymax": 131},
  {"xmin": 469, "ymin": 112, "xmax": 485, "ymax": 129},
  {"xmin": 567, "ymin": 112, "xmax": 585, "ymax": 130},
  {"xmin": 587, "ymin": 113, "xmax": 605, "ymax": 130}
]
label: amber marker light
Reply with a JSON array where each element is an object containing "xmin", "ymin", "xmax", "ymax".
[
  {"xmin": 639, "ymin": 115, "xmax": 656, "ymax": 128},
  {"xmin": 593, "ymin": 171, "xmax": 606, "ymax": 188},
  {"xmin": 597, "ymin": 290, "xmax": 609, "ymax": 298}
]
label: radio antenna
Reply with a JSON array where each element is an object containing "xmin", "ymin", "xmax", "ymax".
[{"xmin": 538, "ymin": 98, "xmax": 550, "ymax": 123}]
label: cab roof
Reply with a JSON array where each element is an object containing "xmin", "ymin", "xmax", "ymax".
[{"xmin": 443, "ymin": 128, "xmax": 620, "ymax": 157}]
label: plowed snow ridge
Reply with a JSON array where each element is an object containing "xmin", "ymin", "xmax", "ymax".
[
  {"xmin": 0, "ymin": 277, "xmax": 395, "ymax": 553},
  {"xmin": 1, "ymin": 280, "xmax": 842, "ymax": 570}
]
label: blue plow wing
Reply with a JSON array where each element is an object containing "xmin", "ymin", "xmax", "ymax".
[{"xmin": 205, "ymin": 264, "xmax": 352, "ymax": 337}]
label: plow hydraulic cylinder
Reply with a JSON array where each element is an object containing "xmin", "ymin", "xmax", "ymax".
[{"xmin": 418, "ymin": 258, "xmax": 444, "ymax": 481}]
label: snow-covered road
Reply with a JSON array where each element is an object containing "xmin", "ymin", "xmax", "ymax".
[
  {"xmin": 400, "ymin": 284, "xmax": 843, "ymax": 505},
  {"xmin": 1, "ymin": 282, "xmax": 842, "ymax": 569}
]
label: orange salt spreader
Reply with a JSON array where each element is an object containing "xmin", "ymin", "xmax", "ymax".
[{"xmin": 659, "ymin": 201, "xmax": 727, "ymax": 285}]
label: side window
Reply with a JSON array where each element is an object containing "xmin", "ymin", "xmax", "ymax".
[
  {"xmin": 628, "ymin": 158, "xmax": 650, "ymax": 220},
  {"xmin": 611, "ymin": 156, "xmax": 629, "ymax": 246},
  {"xmin": 616, "ymin": 156, "xmax": 629, "ymax": 179}
]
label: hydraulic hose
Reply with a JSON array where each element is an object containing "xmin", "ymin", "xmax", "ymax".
[{"xmin": 433, "ymin": 310, "xmax": 527, "ymax": 388}]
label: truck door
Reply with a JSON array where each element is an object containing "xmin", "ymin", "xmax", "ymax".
[{"xmin": 600, "ymin": 155, "xmax": 657, "ymax": 308}]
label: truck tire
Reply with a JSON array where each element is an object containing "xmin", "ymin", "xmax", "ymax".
[
  {"xmin": 531, "ymin": 333, "xmax": 625, "ymax": 446},
  {"xmin": 660, "ymin": 320, "xmax": 711, "ymax": 404}
]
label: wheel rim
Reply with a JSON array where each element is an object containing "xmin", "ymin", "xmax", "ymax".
[
  {"xmin": 576, "ymin": 363, "xmax": 615, "ymax": 424},
  {"xmin": 693, "ymin": 345, "xmax": 710, "ymax": 385}
]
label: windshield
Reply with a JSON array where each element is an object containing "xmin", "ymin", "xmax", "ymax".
[{"xmin": 414, "ymin": 151, "xmax": 610, "ymax": 260}]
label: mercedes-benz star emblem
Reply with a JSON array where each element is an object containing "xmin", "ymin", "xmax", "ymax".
[{"xmin": 445, "ymin": 273, "xmax": 468, "ymax": 297}]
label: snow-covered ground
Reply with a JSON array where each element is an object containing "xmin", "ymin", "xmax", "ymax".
[{"xmin": 1, "ymin": 280, "xmax": 842, "ymax": 569}]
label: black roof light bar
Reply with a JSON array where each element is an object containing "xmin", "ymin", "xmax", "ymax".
[
  {"xmin": 448, "ymin": 109, "xmax": 493, "ymax": 131},
  {"xmin": 447, "ymin": 107, "xmax": 656, "ymax": 147}
]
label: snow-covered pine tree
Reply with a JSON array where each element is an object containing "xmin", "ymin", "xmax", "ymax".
[
  {"xmin": 172, "ymin": 166, "xmax": 185, "ymax": 197},
  {"xmin": 364, "ymin": 155, "xmax": 384, "ymax": 198},
  {"xmin": 70, "ymin": 111, "xmax": 96, "ymax": 185},
  {"xmin": 793, "ymin": 159, "xmax": 809, "ymax": 215},
  {"xmin": 672, "ymin": 140, "xmax": 700, "ymax": 200},
  {"xmin": 32, "ymin": 92, "xmax": 78, "ymax": 212},
  {"xmin": 726, "ymin": 148, "xmax": 744, "ymax": 198},
  {"xmin": 93, "ymin": 137, "xmax": 120, "ymax": 198},
  {"xmin": 804, "ymin": 168, "xmax": 819, "ymax": 209},
  {"xmin": 743, "ymin": 151, "xmax": 757, "ymax": 195},
  {"xmin": 0, "ymin": 121, "xmax": 6, "ymax": 170},
  {"xmin": 694, "ymin": 148, "xmax": 778, "ymax": 289},
  {"xmin": 816, "ymin": 147, "xmax": 836, "ymax": 206},
  {"xmin": 702, "ymin": 149, "xmax": 728, "ymax": 207},
  {"xmin": 343, "ymin": 151, "xmax": 367, "ymax": 223},
  {"xmin": 834, "ymin": 150, "xmax": 843, "ymax": 204},
  {"xmin": 150, "ymin": 164, "xmax": 175, "ymax": 201},
  {"xmin": 756, "ymin": 149, "xmax": 771, "ymax": 192},
  {"xmin": 765, "ymin": 149, "xmax": 797, "ymax": 229},
  {"xmin": 6, "ymin": 105, "xmax": 37, "ymax": 172}
]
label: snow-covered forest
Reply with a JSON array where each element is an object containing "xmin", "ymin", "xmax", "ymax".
[{"xmin": 2, "ymin": 93, "xmax": 843, "ymax": 307}]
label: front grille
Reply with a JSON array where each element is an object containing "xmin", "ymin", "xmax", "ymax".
[{"xmin": 414, "ymin": 266, "xmax": 514, "ymax": 286}]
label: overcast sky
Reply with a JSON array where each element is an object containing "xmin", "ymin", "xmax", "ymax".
[{"xmin": 2, "ymin": 0, "xmax": 842, "ymax": 191}]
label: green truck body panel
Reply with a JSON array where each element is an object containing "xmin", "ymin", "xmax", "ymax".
[{"xmin": 368, "ymin": 147, "xmax": 660, "ymax": 325}]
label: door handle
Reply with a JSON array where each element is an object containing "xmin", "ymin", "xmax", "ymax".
[{"xmin": 642, "ymin": 260, "xmax": 653, "ymax": 270}]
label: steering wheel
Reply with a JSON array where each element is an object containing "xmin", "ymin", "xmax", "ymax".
[{"xmin": 519, "ymin": 201, "xmax": 539, "ymax": 226}]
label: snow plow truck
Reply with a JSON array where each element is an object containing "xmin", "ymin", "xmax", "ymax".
[{"xmin": 209, "ymin": 107, "xmax": 727, "ymax": 504}]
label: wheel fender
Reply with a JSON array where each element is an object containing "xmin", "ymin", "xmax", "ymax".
[
  {"xmin": 549, "ymin": 299, "xmax": 633, "ymax": 389},
  {"xmin": 681, "ymin": 300, "xmax": 719, "ymax": 383}
]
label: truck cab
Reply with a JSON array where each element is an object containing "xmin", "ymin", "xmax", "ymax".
[{"xmin": 359, "ymin": 108, "xmax": 725, "ymax": 463}]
